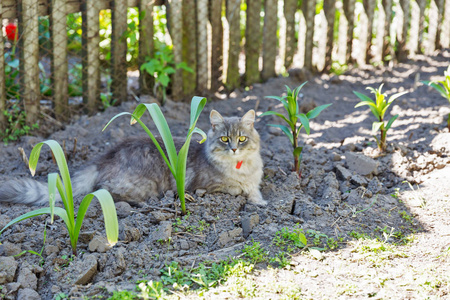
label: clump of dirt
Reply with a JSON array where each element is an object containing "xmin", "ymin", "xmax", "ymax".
[{"xmin": 0, "ymin": 50, "xmax": 450, "ymax": 299}]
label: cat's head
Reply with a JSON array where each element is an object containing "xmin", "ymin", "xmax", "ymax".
[{"xmin": 207, "ymin": 109, "xmax": 260, "ymax": 159}]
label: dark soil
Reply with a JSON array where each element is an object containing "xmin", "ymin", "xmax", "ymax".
[{"xmin": 0, "ymin": 50, "xmax": 449, "ymax": 299}]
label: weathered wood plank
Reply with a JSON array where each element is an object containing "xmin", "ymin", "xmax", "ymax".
[
  {"xmin": 50, "ymin": 0, "xmax": 69, "ymax": 121},
  {"xmin": 182, "ymin": 0, "xmax": 197, "ymax": 98},
  {"xmin": 261, "ymin": 0, "xmax": 277, "ymax": 81},
  {"xmin": 82, "ymin": 0, "xmax": 100, "ymax": 113},
  {"xmin": 398, "ymin": 0, "xmax": 410, "ymax": 61},
  {"xmin": 225, "ymin": 0, "xmax": 241, "ymax": 90},
  {"xmin": 19, "ymin": 0, "xmax": 40, "ymax": 125},
  {"xmin": 283, "ymin": 0, "xmax": 297, "ymax": 69},
  {"xmin": 197, "ymin": 0, "xmax": 209, "ymax": 91},
  {"xmin": 303, "ymin": 0, "xmax": 316, "ymax": 71},
  {"xmin": 0, "ymin": 1, "xmax": 6, "ymax": 130},
  {"xmin": 138, "ymin": 0, "xmax": 154, "ymax": 95},
  {"xmin": 362, "ymin": 0, "xmax": 375, "ymax": 64},
  {"xmin": 343, "ymin": 0, "xmax": 355, "ymax": 64},
  {"xmin": 210, "ymin": 0, "xmax": 224, "ymax": 91},
  {"xmin": 323, "ymin": 0, "xmax": 336, "ymax": 71},
  {"xmin": 168, "ymin": 0, "xmax": 183, "ymax": 100},
  {"xmin": 245, "ymin": 0, "xmax": 261, "ymax": 86},
  {"xmin": 111, "ymin": 0, "xmax": 128, "ymax": 105}
]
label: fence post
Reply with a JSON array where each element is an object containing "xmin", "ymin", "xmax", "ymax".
[
  {"xmin": 197, "ymin": 0, "xmax": 208, "ymax": 91},
  {"xmin": 182, "ymin": 0, "xmax": 197, "ymax": 98},
  {"xmin": 245, "ymin": 0, "xmax": 261, "ymax": 86},
  {"xmin": 303, "ymin": 0, "xmax": 316, "ymax": 71},
  {"xmin": 19, "ymin": 0, "xmax": 40, "ymax": 125},
  {"xmin": 210, "ymin": 0, "xmax": 223, "ymax": 91},
  {"xmin": 282, "ymin": 0, "xmax": 297, "ymax": 70},
  {"xmin": 169, "ymin": 0, "xmax": 183, "ymax": 101},
  {"xmin": 434, "ymin": 0, "xmax": 444, "ymax": 50},
  {"xmin": 343, "ymin": 0, "xmax": 355, "ymax": 64},
  {"xmin": 225, "ymin": 0, "xmax": 241, "ymax": 90},
  {"xmin": 82, "ymin": 0, "xmax": 100, "ymax": 114},
  {"xmin": 261, "ymin": 0, "xmax": 277, "ymax": 81},
  {"xmin": 398, "ymin": 0, "xmax": 410, "ymax": 61},
  {"xmin": 111, "ymin": 0, "xmax": 128, "ymax": 105},
  {"xmin": 50, "ymin": 0, "xmax": 69, "ymax": 121},
  {"xmin": 0, "ymin": 1, "xmax": 6, "ymax": 131},
  {"xmin": 323, "ymin": 0, "xmax": 336, "ymax": 71},
  {"xmin": 382, "ymin": 0, "xmax": 393, "ymax": 62},
  {"xmin": 362, "ymin": 0, "xmax": 375, "ymax": 64},
  {"xmin": 139, "ymin": 0, "xmax": 154, "ymax": 95}
]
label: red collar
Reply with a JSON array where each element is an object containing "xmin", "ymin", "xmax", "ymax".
[{"xmin": 236, "ymin": 161, "xmax": 243, "ymax": 169}]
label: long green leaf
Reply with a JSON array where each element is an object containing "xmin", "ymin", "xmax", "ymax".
[
  {"xmin": 29, "ymin": 141, "xmax": 74, "ymax": 225},
  {"xmin": 259, "ymin": 111, "xmax": 291, "ymax": 126},
  {"xmin": 387, "ymin": 91, "xmax": 408, "ymax": 105},
  {"xmin": 0, "ymin": 207, "xmax": 69, "ymax": 236},
  {"xmin": 48, "ymin": 173, "xmax": 58, "ymax": 223},
  {"xmin": 74, "ymin": 189, "xmax": 118, "ymax": 248},
  {"xmin": 268, "ymin": 124, "xmax": 294, "ymax": 145},
  {"xmin": 294, "ymin": 81, "xmax": 308, "ymax": 114},
  {"xmin": 189, "ymin": 97, "xmax": 207, "ymax": 128},
  {"xmin": 297, "ymin": 113, "xmax": 310, "ymax": 135},
  {"xmin": 265, "ymin": 96, "xmax": 289, "ymax": 111},
  {"xmin": 306, "ymin": 103, "xmax": 332, "ymax": 119},
  {"xmin": 353, "ymin": 91, "xmax": 375, "ymax": 104},
  {"xmin": 372, "ymin": 121, "xmax": 384, "ymax": 134},
  {"xmin": 385, "ymin": 114, "xmax": 399, "ymax": 131},
  {"xmin": 136, "ymin": 104, "xmax": 178, "ymax": 169},
  {"xmin": 423, "ymin": 81, "xmax": 449, "ymax": 99}
]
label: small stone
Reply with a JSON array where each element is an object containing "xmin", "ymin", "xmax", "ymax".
[
  {"xmin": 341, "ymin": 143, "xmax": 356, "ymax": 152},
  {"xmin": 350, "ymin": 174, "xmax": 368, "ymax": 187},
  {"xmin": 115, "ymin": 201, "xmax": 132, "ymax": 218},
  {"xmin": 195, "ymin": 189, "xmax": 207, "ymax": 197},
  {"xmin": 74, "ymin": 254, "xmax": 98, "ymax": 285},
  {"xmin": 218, "ymin": 228, "xmax": 243, "ymax": 246},
  {"xmin": 151, "ymin": 221, "xmax": 172, "ymax": 242},
  {"xmin": 17, "ymin": 288, "xmax": 41, "ymax": 300},
  {"xmin": 17, "ymin": 267, "xmax": 37, "ymax": 290},
  {"xmin": 331, "ymin": 152, "xmax": 342, "ymax": 161},
  {"xmin": 368, "ymin": 177, "xmax": 383, "ymax": 194},
  {"xmin": 336, "ymin": 165, "xmax": 352, "ymax": 180},
  {"xmin": 78, "ymin": 231, "xmax": 96, "ymax": 244},
  {"xmin": 0, "ymin": 256, "xmax": 18, "ymax": 284},
  {"xmin": 89, "ymin": 236, "xmax": 112, "ymax": 253},
  {"xmin": 151, "ymin": 211, "xmax": 172, "ymax": 222},
  {"xmin": 241, "ymin": 214, "xmax": 260, "ymax": 238},
  {"xmin": 44, "ymin": 245, "xmax": 59, "ymax": 256},
  {"xmin": 180, "ymin": 240, "xmax": 190, "ymax": 250},
  {"xmin": 345, "ymin": 152, "xmax": 379, "ymax": 176},
  {"xmin": 2, "ymin": 241, "xmax": 22, "ymax": 256}
]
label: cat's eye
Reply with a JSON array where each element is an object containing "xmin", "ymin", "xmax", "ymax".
[
  {"xmin": 220, "ymin": 136, "xmax": 229, "ymax": 142},
  {"xmin": 238, "ymin": 136, "xmax": 247, "ymax": 143}
]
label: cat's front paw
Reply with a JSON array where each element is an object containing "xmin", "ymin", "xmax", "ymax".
[{"xmin": 248, "ymin": 191, "xmax": 267, "ymax": 206}]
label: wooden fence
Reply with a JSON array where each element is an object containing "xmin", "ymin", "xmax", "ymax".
[{"xmin": 1, "ymin": 0, "xmax": 450, "ymax": 129}]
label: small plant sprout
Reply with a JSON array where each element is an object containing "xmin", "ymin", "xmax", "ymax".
[
  {"xmin": 422, "ymin": 65, "xmax": 450, "ymax": 131},
  {"xmin": 0, "ymin": 140, "xmax": 119, "ymax": 256},
  {"xmin": 353, "ymin": 84, "xmax": 408, "ymax": 152},
  {"xmin": 103, "ymin": 97, "xmax": 207, "ymax": 215},
  {"xmin": 261, "ymin": 82, "xmax": 332, "ymax": 176}
]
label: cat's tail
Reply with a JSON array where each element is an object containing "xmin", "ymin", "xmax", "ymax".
[{"xmin": 0, "ymin": 165, "xmax": 99, "ymax": 206}]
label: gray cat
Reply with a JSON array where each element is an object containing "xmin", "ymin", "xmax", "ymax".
[{"xmin": 0, "ymin": 110, "xmax": 266, "ymax": 207}]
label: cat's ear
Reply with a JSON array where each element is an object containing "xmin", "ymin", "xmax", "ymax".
[
  {"xmin": 210, "ymin": 110, "xmax": 224, "ymax": 129},
  {"xmin": 241, "ymin": 110, "xmax": 255, "ymax": 128}
]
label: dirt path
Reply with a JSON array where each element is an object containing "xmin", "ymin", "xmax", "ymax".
[{"xmin": 0, "ymin": 50, "xmax": 449, "ymax": 299}]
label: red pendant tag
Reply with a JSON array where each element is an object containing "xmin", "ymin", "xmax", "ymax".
[{"xmin": 236, "ymin": 161, "xmax": 243, "ymax": 169}]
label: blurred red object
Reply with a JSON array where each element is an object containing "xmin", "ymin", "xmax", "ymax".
[{"xmin": 5, "ymin": 23, "xmax": 18, "ymax": 41}]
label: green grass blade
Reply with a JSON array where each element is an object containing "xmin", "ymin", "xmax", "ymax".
[
  {"xmin": 353, "ymin": 91, "xmax": 375, "ymax": 104},
  {"xmin": 190, "ymin": 127, "xmax": 207, "ymax": 144},
  {"xmin": 137, "ymin": 103, "xmax": 178, "ymax": 169},
  {"xmin": 306, "ymin": 103, "xmax": 332, "ymax": 119},
  {"xmin": 294, "ymin": 81, "xmax": 308, "ymax": 114},
  {"xmin": 74, "ymin": 189, "xmax": 118, "ymax": 248},
  {"xmin": 265, "ymin": 96, "xmax": 289, "ymax": 111},
  {"xmin": 29, "ymin": 141, "xmax": 74, "ymax": 224},
  {"xmin": 260, "ymin": 111, "xmax": 290, "ymax": 125},
  {"xmin": 297, "ymin": 113, "xmax": 310, "ymax": 135},
  {"xmin": 268, "ymin": 124, "xmax": 294, "ymax": 144},
  {"xmin": 372, "ymin": 121, "xmax": 384, "ymax": 134},
  {"xmin": 102, "ymin": 112, "xmax": 133, "ymax": 130},
  {"xmin": 48, "ymin": 173, "xmax": 58, "ymax": 223},
  {"xmin": 423, "ymin": 81, "xmax": 449, "ymax": 99},
  {"xmin": 0, "ymin": 207, "xmax": 69, "ymax": 236},
  {"xmin": 189, "ymin": 97, "xmax": 207, "ymax": 128},
  {"xmin": 385, "ymin": 114, "xmax": 399, "ymax": 131}
]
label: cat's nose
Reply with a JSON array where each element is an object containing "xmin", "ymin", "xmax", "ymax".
[{"xmin": 231, "ymin": 148, "xmax": 237, "ymax": 153}]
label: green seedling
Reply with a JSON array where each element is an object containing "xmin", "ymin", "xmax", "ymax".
[
  {"xmin": 0, "ymin": 140, "xmax": 119, "ymax": 256},
  {"xmin": 261, "ymin": 82, "xmax": 332, "ymax": 176},
  {"xmin": 13, "ymin": 221, "xmax": 48, "ymax": 265},
  {"xmin": 353, "ymin": 84, "xmax": 408, "ymax": 152},
  {"xmin": 103, "ymin": 97, "xmax": 207, "ymax": 215},
  {"xmin": 422, "ymin": 65, "xmax": 450, "ymax": 130}
]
